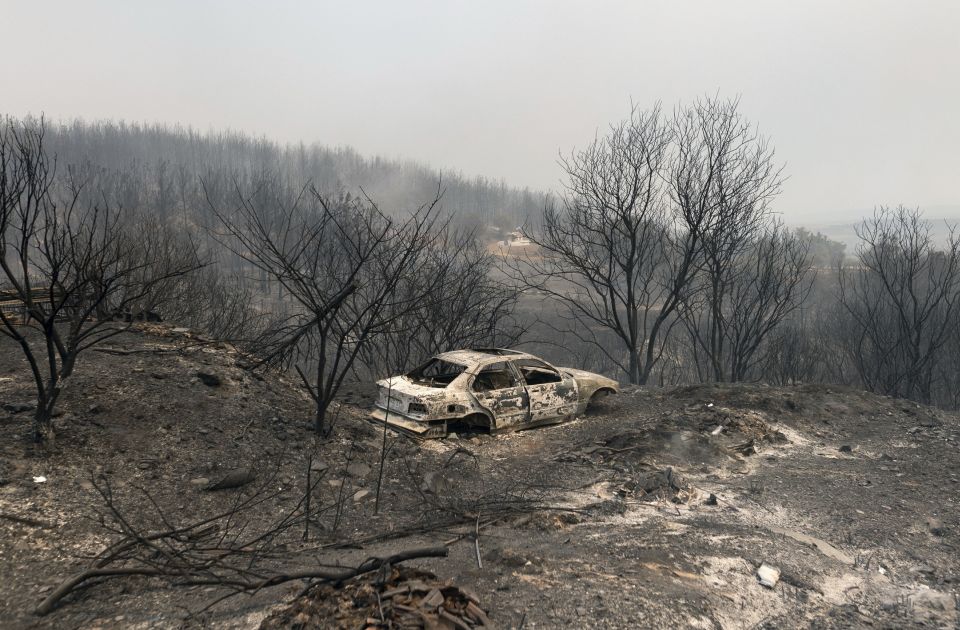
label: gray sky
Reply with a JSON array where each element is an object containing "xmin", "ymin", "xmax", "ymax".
[{"xmin": 3, "ymin": 0, "xmax": 958, "ymax": 224}]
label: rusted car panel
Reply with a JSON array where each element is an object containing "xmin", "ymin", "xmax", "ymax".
[
  {"xmin": 562, "ymin": 367, "xmax": 619, "ymax": 413},
  {"xmin": 369, "ymin": 349, "xmax": 618, "ymax": 438}
]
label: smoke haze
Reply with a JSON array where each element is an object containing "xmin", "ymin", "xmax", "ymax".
[{"xmin": 2, "ymin": 0, "xmax": 958, "ymax": 223}]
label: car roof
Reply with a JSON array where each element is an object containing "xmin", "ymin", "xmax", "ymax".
[{"xmin": 435, "ymin": 348, "xmax": 538, "ymax": 367}]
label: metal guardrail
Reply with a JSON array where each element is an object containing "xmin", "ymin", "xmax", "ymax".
[
  {"xmin": 0, "ymin": 286, "xmax": 57, "ymax": 304},
  {"xmin": 0, "ymin": 286, "xmax": 62, "ymax": 323}
]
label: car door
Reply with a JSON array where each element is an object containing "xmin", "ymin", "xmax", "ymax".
[
  {"xmin": 470, "ymin": 361, "xmax": 529, "ymax": 430},
  {"xmin": 513, "ymin": 358, "xmax": 578, "ymax": 423}
]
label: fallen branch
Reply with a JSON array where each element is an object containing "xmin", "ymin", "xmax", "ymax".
[
  {"xmin": 36, "ymin": 546, "xmax": 447, "ymax": 616},
  {"xmin": 0, "ymin": 512, "xmax": 54, "ymax": 528},
  {"xmin": 37, "ymin": 567, "xmax": 166, "ymax": 616},
  {"xmin": 92, "ymin": 346, "xmax": 179, "ymax": 356}
]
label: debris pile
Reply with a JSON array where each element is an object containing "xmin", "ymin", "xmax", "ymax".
[
  {"xmin": 601, "ymin": 429, "xmax": 648, "ymax": 451},
  {"xmin": 513, "ymin": 509, "xmax": 582, "ymax": 531},
  {"xmin": 260, "ymin": 566, "xmax": 490, "ymax": 629},
  {"xmin": 619, "ymin": 467, "xmax": 694, "ymax": 504},
  {"xmin": 685, "ymin": 405, "xmax": 790, "ymax": 455}
]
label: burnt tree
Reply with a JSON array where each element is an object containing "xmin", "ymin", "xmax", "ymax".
[
  {"xmin": 680, "ymin": 223, "xmax": 814, "ymax": 381},
  {"xmin": 209, "ymin": 178, "xmax": 444, "ymax": 435},
  {"xmin": 0, "ymin": 119, "xmax": 203, "ymax": 443},
  {"xmin": 511, "ymin": 104, "xmax": 681, "ymax": 384},
  {"xmin": 356, "ymin": 227, "xmax": 525, "ymax": 377},
  {"xmin": 515, "ymin": 98, "xmax": 787, "ymax": 385},
  {"xmin": 671, "ymin": 97, "xmax": 791, "ymax": 382},
  {"xmin": 837, "ymin": 206, "xmax": 960, "ymax": 403}
]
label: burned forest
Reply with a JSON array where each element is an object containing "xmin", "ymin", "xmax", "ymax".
[{"xmin": 3, "ymin": 3, "xmax": 960, "ymax": 629}]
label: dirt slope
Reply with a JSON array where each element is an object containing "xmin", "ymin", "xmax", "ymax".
[{"xmin": 1, "ymin": 326, "xmax": 958, "ymax": 629}]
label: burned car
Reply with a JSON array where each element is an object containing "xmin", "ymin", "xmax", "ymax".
[{"xmin": 370, "ymin": 349, "xmax": 618, "ymax": 438}]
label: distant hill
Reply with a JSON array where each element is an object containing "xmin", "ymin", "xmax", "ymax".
[
  {"xmin": 800, "ymin": 206, "xmax": 960, "ymax": 251},
  {"xmin": 12, "ymin": 117, "xmax": 549, "ymax": 231}
]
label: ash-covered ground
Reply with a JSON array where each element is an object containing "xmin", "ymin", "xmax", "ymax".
[{"xmin": 1, "ymin": 325, "xmax": 958, "ymax": 628}]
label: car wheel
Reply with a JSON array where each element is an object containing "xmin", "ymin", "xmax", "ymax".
[
  {"xmin": 447, "ymin": 413, "xmax": 492, "ymax": 436},
  {"xmin": 587, "ymin": 389, "xmax": 612, "ymax": 414}
]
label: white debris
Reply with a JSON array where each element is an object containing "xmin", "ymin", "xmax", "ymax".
[
  {"xmin": 757, "ymin": 563, "xmax": 780, "ymax": 588},
  {"xmin": 32, "ymin": 475, "xmax": 47, "ymax": 483},
  {"xmin": 352, "ymin": 489, "xmax": 371, "ymax": 502},
  {"xmin": 711, "ymin": 425, "xmax": 724, "ymax": 436}
]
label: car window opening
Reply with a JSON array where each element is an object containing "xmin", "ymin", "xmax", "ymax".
[
  {"xmin": 406, "ymin": 358, "xmax": 466, "ymax": 388},
  {"xmin": 515, "ymin": 359, "xmax": 563, "ymax": 386},
  {"xmin": 472, "ymin": 362, "xmax": 520, "ymax": 392}
]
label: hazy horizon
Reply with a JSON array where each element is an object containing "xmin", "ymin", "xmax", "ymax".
[{"xmin": 3, "ymin": 0, "xmax": 958, "ymax": 224}]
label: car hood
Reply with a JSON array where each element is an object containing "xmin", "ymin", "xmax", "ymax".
[{"xmin": 559, "ymin": 367, "xmax": 619, "ymax": 390}]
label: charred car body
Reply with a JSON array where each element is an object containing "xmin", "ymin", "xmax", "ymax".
[{"xmin": 370, "ymin": 349, "xmax": 618, "ymax": 438}]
